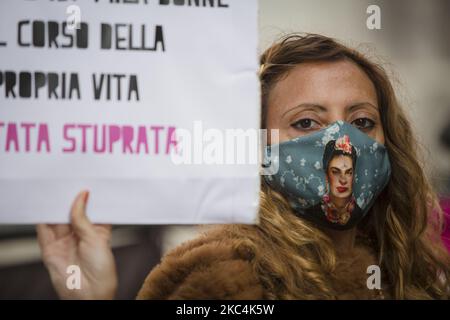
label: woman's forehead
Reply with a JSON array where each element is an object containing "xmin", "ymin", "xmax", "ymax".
[{"xmin": 268, "ymin": 60, "xmax": 378, "ymax": 114}]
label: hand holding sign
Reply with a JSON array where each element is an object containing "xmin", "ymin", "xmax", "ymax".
[{"xmin": 37, "ymin": 190, "xmax": 117, "ymax": 300}]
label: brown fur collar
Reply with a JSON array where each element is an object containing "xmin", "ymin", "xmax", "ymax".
[{"xmin": 137, "ymin": 226, "xmax": 388, "ymax": 299}]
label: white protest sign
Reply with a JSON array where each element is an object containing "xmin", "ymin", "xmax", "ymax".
[{"xmin": 0, "ymin": 0, "xmax": 260, "ymax": 224}]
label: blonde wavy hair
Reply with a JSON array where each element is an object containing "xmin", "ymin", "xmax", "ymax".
[{"xmin": 227, "ymin": 33, "xmax": 450, "ymax": 299}]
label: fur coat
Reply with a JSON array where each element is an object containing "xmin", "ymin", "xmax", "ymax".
[{"xmin": 136, "ymin": 225, "xmax": 389, "ymax": 300}]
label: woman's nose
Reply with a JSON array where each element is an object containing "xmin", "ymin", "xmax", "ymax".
[
  {"xmin": 327, "ymin": 111, "xmax": 347, "ymax": 126},
  {"xmin": 339, "ymin": 177, "xmax": 348, "ymax": 185}
]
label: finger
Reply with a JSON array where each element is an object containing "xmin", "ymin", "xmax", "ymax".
[
  {"xmin": 93, "ymin": 224, "xmax": 113, "ymax": 246},
  {"xmin": 96, "ymin": 224, "xmax": 112, "ymax": 232},
  {"xmin": 51, "ymin": 224, "xmax": 71, "ymax": 238},
  {"xmin": 36, "ymin": 224, "xmax": 55, "ymax": 248},
  {"xmin": 70, "ymin": 190, "xmax": 94, "ymax": 238},
  {"xmin": 94, "ymin": 224, "xmax": 113, "ymax": 241}
]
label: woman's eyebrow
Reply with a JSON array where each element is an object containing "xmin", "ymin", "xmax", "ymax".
[
  {"xmin": 346, "ymin": 102, "xmax": 378, "ymax": 113},
  {"xmin": 282, "ymin": 103, "xmax": 327, "ymax": 118}
]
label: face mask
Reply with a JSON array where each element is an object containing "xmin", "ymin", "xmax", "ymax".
[{"xmin": 263, "ymin": 121, "xmax": 391, "ymax": 230}]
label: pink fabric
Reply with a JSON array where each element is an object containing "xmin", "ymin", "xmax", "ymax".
[{"xmin": 440, "ymin": 197, "xmax": 450, "ymax": 253}]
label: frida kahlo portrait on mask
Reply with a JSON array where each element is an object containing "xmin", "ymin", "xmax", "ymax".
[
  {"xmin": 318, "ymin": 135, "xmax": 360, "ymax": 226},
  {"xmin": 322, "ymin": 135, "xmax": 358, "ymax": 225},
  {"xmin": 36, "ymin": 33, "xmax": 450, "ymax": 300}
]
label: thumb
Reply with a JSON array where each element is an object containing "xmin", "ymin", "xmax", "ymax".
[{"xmin": 70, "ymin": 190, "xmax": 94, "ymax": 238}]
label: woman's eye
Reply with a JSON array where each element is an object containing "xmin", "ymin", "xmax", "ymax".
[
  {"xmin": 351, "ymin": 118, "xmax": 375, "ymax": 130},
  {"xmin": 291, "ymin": 118, "xmax": 319, "ymax": 130}
]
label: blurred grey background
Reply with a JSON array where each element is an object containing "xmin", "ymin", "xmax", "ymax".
[{"xmin": 1, "ymin": 0, "xmax": 449, "ymax": 299}]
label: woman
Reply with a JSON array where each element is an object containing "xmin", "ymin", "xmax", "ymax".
[
  {"xmin": 37, "ymin": 33, "xmax": 450, "ymax": 299},
  {"xmin": 301, "ymin": 135, "xmax": 361, "ymax": 226}
]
